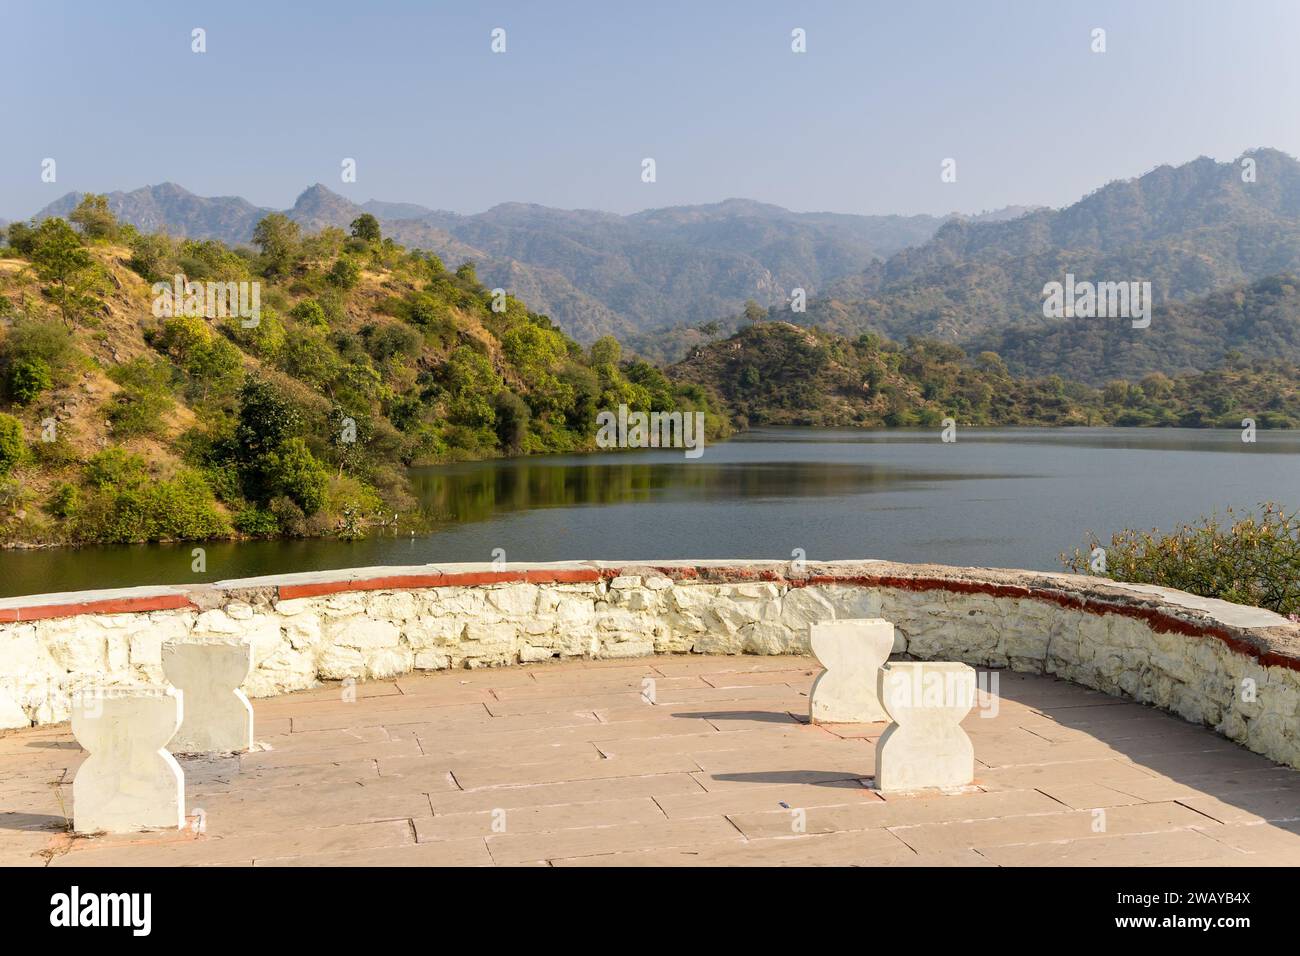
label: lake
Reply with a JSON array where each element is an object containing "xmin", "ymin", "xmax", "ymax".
[{"xmin": 1, "ymin": 427, "xmax": 1296, "ymax": 599}]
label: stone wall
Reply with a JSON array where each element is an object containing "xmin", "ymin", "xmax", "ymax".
[{"xmin": 1, "ymin": 560, "xmax": 1297, "ymax": 768}]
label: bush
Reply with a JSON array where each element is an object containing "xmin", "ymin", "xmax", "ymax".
[
  {"xmin": 105, "ymin": 360, "xmax": 174, "ymax": 438},
  {"xmin": 243, "ymin": 438, "xmax": 329, "ymax": 515},
  {"xmin": 327, "ymin": 256, "xmax": 361, "ymax": 289},
  {"xmin": 1, "ymin": 316, "xmax": 76, "ymax": 389},
  {"xmin": 1063, "ymin": 502, "xmax": 1300, "ymax": 615},
  {"xmin": 269, "ymin": 438, "xmax": 329, "ymax": 514},
  {"xmin": 7, "ymin": 222, "xmax": 37, "ymax": 257},
  {"xmin": 127, "ymin": 232, "xmax": 174, "ymax": 281},
  {"xmin": 107, "ymin": 387, "xmax": 172, "ymax": 438},
  {"xmin": 7, "ymin": 357, "xmax": 52, "ymax": 404},
  {"xmin": 73, "ymin": 469, "xmax": 230, "ymax": 543},
  {"xmin": 44, "ymin": 482, "xmax": 79, "ymax": 518},
  {"xmin": 233, "ymin": 507, "xmax": 279, "ymax": 536},
  {"xmin": 290, "ymin": 299, "xmax": 329, "ymax": 329},
  {"xmin": 0, "ymin": 414, "xmax": 26, "ymax": 474},
  {"xmin": 84, "ymin": 448, "xmax": 148, "ymax": 489},
  {"xmin": 361, "ymin": 321, "xmax": 421, "ymax": 364}
]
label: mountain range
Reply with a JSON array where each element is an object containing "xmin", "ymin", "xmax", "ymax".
[
  {"xmin": 29, "ymin": 183, "xmax": 1034, "ymax": 343},
  {"xmin": 807, "ymin": 148, "xmax": 1300, "ymax": 343},
  {"xmin": 25, "ymin": 147, "xmax": 1300, "ymax": 384}
]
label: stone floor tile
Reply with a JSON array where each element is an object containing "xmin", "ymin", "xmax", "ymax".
[
  {"xmin": 451, "ymin": 752, "xmax": 704, "ymax": 789},
  {"xmin": 416, "ymin": 796, "xmax": 665, "ymax": 842},
  {"xmin": 254, "ymin": 837, "xmax": 493, "ymax": 867},
  {"xmin": 238, "ymin": 738, "xmax": 421, "ymax": 771},
  {"xmin": 890, "ymin": 801, "xmax": 1214, "ymax": 855},
  {"xmin": 1175, "ymin": 788, "xmax": 1300, "ymax": 825},
  {"xmin": 486, "ymin": 815, "xmax": 741, "ymax": 865},
  {"xmin": 427, "ymin": 772, "xmax": 702, "ymax": 815},
  {"xmin": 975, "ymin": 828, "xmax": 1239, "ymax": 866},
  {"xmin": 655, "ymin": 778, "xmax": 880, "ymax": 819},
  {"xmin": 727, "ymin": 788, "xmax": 1064, "ymax": 839}
]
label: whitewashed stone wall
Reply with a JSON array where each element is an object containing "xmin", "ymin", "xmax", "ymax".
[{"xmin": 0, "ymin": 560, "xmax": 1297, "ymax": 770}]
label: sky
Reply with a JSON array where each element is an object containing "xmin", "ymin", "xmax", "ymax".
[{"xmin": 3, "ymin": 0, "xmax": 1300, "ymax": 221}]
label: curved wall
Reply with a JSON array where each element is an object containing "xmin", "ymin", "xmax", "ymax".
[{"xmin": 0, "ymin": 560, "xmax": 1296, "ymax": 768}]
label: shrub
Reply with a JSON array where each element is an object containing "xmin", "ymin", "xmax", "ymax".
[
  {"xmin": 74, "ymin": 469, "xmax": 230, "ymax": 543},
  {"xmin": 269, "ymin": 438, "xmax": 329, "ymax": 514},
  {"xmin": 106, "ymin": 359, "xmax": 174, "ymax": 438},
  {"xmin": 127, "ymin": 232, "xmax": 174, "ymax": 280},
  {"xmin": 225, "ymin": 307, "xmax": 285, "ymax": 360},
  {"xmin": 30, "ymin": 433, "xmax": 78, "ymax": 467},
  {"xmin": 290, "ymin": 299, "xmax": 329, "ymax": 329},
  {"xmin": 276, "ymin": 330, "xmax": 342, "ymax": 388},
  {"xmin": 7, "ymin": 221, "xmax": 37, "ymax": 256},
  {"xmin": 269, "ymin": 495, "xmax": 308, "ymax": 536},
  {"xmin": 84, "ymin": 448, "xmax": 148, "ymax": 489},
  {"xmin": 1063, "ymin": 502, "xmax": 1300, "ymax": 615},
  {"xmin": 0, "ymin": 414, "xmax": 26, "ymax": 474},
  {"xmin": 107, "ymin": 387, "xmax": 172, "ymax": 438},
  {"xmin": 44, "ymin": 482, "xmax": 79, "ymax": 518},
  {"xmin": 327, "ymin": 256, "xmax": 361, "ymax": 289},
  {"xmin": 233, "ymin": 507, "xmax": 279, "ymax": 536},
  {"xmin": 1, "ymin": 316, "xmax": 76, "ymax": 387},
  {"xmin": 361, "ymin": 321, "xmax": 421, "ymax": 365},
  {"xmin": 7, "ymin": 357, "xmax": 52, "ymax": 404}
]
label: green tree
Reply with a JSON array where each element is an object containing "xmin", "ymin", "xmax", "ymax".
[
  {"xmin": 127, "ymin": 231, "xmax": 174, "ymax": 281},
  {"xmin": 6, "ymin": 221, "xmax": 38, "ymax": 256},
  {"xmin": 349, "ymin": 213, "xmax": 381, "ymax": 243},
  {"xmin": 290, "ymin": 299, "xmax": 329, "ymax": 329},
  {"xmin": 264, "ymin": 437, "xmax": 328, "ymax": 514},
  {"xmin": 493, "ymin": 390, "xmax": 531, "ymax": 453},
  {"xmin": 252, "ymin": 213, "xmax": 301, "ymax": 277},
  {"xmin": 30, "ymin": 218, "xmax": 102, "ymax": 326},
  {"xmin": 69, "ymin": 194, "xmax": 119, "ymax": 241},
  {"xmin": 589, "ymin": 336, "xmax": 621, "ymax": 367},
  {"xmin": 236, "ymin": 377, "xmax": 302, "ymax": 461}
]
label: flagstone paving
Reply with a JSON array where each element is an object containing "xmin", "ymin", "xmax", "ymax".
[{"xmin": 1, "ymin": 655, "xmax": 1298, "ymax": 866}]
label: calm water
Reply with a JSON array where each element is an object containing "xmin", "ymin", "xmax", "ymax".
[{"xmin": 2, "ymin": 427, "xmax": 1297, "ymax": 599}]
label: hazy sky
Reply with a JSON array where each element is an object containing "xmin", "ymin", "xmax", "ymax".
[{"xmin": 3, "ymin": 0, "xmax": 1300, "ymax": 221}]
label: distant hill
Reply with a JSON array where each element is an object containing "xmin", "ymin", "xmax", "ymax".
[
  {"xmin": 35, "ymin": 182, "xmax": 272, "ymax": 246},
  {"xmin": 970, "ymin": 273, "xmax": 1300, "ymax": 384},
  {"xmin": 812, "ymin": 148, "xmax": 1300, "ymax": 345},
  {"xmin": 669, "ymin": 321, "xmax": 1300, "ymax": 429},
  {"xmin": 30, "ymin": 185, "xmax": 1031, "ymax": 343}
]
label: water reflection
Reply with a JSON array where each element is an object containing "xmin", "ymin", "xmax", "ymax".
[{"xmin": 0, "ymin": 428, "xmax": 1294, "ymax": 598}]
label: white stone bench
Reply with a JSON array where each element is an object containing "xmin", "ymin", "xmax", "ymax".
[
  {"xmin": 808, "ymin": 618, "xmax": 895, "ymax": 724},
  {"xmin": 162, "ymin": 638, "xmax": 254, "ymax": 753},
  {"xmin": 71, "ymin": 685, "xmax": 185, "ymax": 833},
  {"xmin": 874, "ymin": 661, "xmax": 976, "ymax": 793}
]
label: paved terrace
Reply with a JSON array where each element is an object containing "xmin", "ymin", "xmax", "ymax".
[{"xmin": 2, "ymin": 654, "xmax": 1299, "ymax": 867}]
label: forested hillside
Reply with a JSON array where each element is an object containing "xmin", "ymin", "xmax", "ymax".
[
  {"xmin": 669, "ymin": 321, "xmax": 1300, "ymax": 430},
  {"xmin": 0, "ymin": 200, "xmax": 722, "ymax": 546}
]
